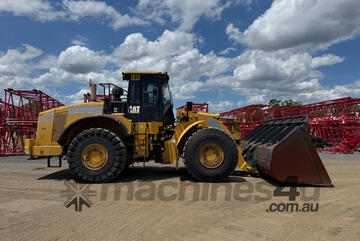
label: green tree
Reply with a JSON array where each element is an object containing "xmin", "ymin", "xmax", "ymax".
[
  {"xmin": 281, "ymin": 99, "xmax": 302, "ymax": 106},
  {"xmin": 269, "ymin": 98, "xmax": 281, "ymax": 107},
  {"xmin": 24, "ymin": 102, "xmax": 37, "ymax": 112}
]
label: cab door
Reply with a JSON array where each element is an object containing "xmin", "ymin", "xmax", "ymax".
[{"xmin": 126, "ymin": 75, "xmax": 162, "ymax": 122}]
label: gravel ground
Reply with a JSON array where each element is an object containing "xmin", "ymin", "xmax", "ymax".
[
  {"xmin": 0, "ymin": 152, "xmax": 359, "ymax": 241},
  {"xmin": 318, "ymin": 152, "xmax": 360, "ymax": 161}
]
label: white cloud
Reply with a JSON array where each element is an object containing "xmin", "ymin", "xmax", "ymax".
[
  {"xmin": 111, "ymin": 30, "xmax": 233, "ymax": 99},
  {"xmin": 62, "ymin": 0, "xmax": 146, "ymax": 30},
  {"xmin": 58, "ymin": 46, "xmax": 106, "ymax": 74},
  {"xmin": 294, "ymin": 78, "xmax": 322, "ymax": 91},
  {"xmin": 0, "ymin": 43, "xmax": 122, "ymax": 93},
  {"xmin": 222, "ymin": 0, "xmax": 359, "ymax": 105},
  {"xmin": 35, "ymin": 55, "xmax": 58, "ymax": 70},
  {"xmin": 203, "ymin": 75, "xmax": 234, "ymax": 90},
  {"xmin": 171, "ymin": 81, "xmax": 204, "ymax": 100},
  {"xmin": 33, "ymin": 67, "xmax": 125, "ymax": 88},
  {"xmin": 0, "ymin": 26, "xmax": 357, "ymax": 106},
  {"xmin": 64, "ymin": 88, "xmax": 89, "ymax": 104},
  {"xmin": 297, "ymin": 80, "xmax": 360, "ymax": 102},
  {"xmin": 0, "ymin": 0, "xmax": 146, "ymax": 30},
  {"xmin": 208, "ymin": 100, "xmax": 233, "ymax": 112},
  {"xmin": 232, "ymin": 50, "xmax": 313, "ymax": 89},
  {"xmin": 201, "ymin": 48, "xmax": 350, "ymax": 105},
  {"xmin": 247, "ymin": 95, "xmax": 265, "ymax": 104},
  {"xmin": 33, "ymin": 67, "xmax": 80, "ymax": 86},
  {"xmin": 236, "ymin": 100, "xmax": 243, "ymax": 106},
  {"xmin": 226, "ymin": 23, "xmax": 242, "ymax": 44},
  {"xmin": 0, "ymin": 44, "xmax": 43, "ymax": 76},
  {"xmin": 233, "ymin": 0, "xmax": 253, "ymax": 6},
  {"xmin": 311, "ymin": 54, "xmax": 345, "ymax": 69},
  {"xmin": 0, "ymin": 75, "xmax": 33, "ymax": 91},
  {"xmin": 71, "ymin": 35, "xmax": 88, "ymax": 46},
  {"xmin": 113, "ymin": 30, "xmax": 196, "ymax": 61},
  {"xmin": 228, "ymin": 0, "xmax": 360, "ymax": 51},
  {"xmin": 0, "ymin": 31, "xmax": 233, "ymax": 103},
  {"xmin": 0, "ymin": 0, "xmax": 248, "ymax": 32},
  {"xmin": 219, "ymin": 47, "xmax": 237, "ymax": 55},
  {"xmin": 0, "ymin": 0, "xmax": 64, "ymax": 21},
  {"xmin": 133, "ymin": 0, "xmax": 230, "ymax": 31}
]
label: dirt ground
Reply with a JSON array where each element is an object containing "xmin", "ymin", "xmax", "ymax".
[{"xmin": 0, "ymin": 153, "xmax": 359, "ymax": 241}]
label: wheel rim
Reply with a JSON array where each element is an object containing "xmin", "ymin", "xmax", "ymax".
[
  {"xmin": 198, "ymin": 142, "xmax": 224, "ymax": 168},
  {"xmin": 81, "ymin": 144, "xmax": 109, "ymax": 170}
]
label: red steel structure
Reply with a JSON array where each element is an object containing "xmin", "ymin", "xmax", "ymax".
[
  {"xmin": 84, "ymin": 94, "xmax": 210, "ymax": 113},
  {"xmin": 220, "ymin": 105, "xmax": 269, "ymax": 138},
  {"xmin": 0, "ymin": 89, "xmax": 64, "ymax": 155},
  {"xmin": 83, "ymin": 93, "xmax": 104, "ymax": 103},
  {"xmin": 221, "ymin": 97, "xmax": 360, "ymax": 153},
  {"xmin": 177, "ymin": 103, "xmax": 209, "ymax": 113},
  {"xmin": 2, "ymin": 89, "xmax": 357, "ymax": 154},
  {"xmin": 0, "ymin": 101, "xmax": 4, "ymax": 124},
  {"xmin": 272, "ymin": 97, "xmax": 360, "ymax": 152},
  {"xmin": 300, "ymin": 97, "xmax": 360, "ymax": 152}
]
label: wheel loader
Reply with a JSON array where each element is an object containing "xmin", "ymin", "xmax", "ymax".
[{"xmin": 25, "ymin": 72, "xmax": 333, "ymax": 186}]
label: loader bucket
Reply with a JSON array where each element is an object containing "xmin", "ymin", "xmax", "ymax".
[{"xmin": 239, "ymin": 116, "xmax": 333, "ymax": 187}]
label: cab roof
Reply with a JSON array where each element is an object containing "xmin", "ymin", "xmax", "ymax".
[
  {"xmin": 122, "ymin": 71, "xmax": 169, "ymax": 81},
  {"xmin": 123, "ymin": 71, "xmax": 167, "ymax": 75}
]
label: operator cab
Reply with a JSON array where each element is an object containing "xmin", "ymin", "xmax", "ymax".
[
  {"xmin": 123, "ymin": 72, "xmax": 174, "ymax": 125},
  {"xmin": 102, "ymin": 72, "xmax": 175, "ymax": 125}
]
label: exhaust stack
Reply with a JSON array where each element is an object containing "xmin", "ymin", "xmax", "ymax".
[{"xmin": 89, "ymin": 79, "xmax": 96, "ymax": 102}]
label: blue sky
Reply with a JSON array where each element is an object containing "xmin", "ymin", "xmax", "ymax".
[{"xmin": 1, "ymin": 0, "xmax": 360, "ymax": 112}]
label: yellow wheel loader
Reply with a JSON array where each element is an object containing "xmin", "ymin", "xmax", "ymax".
[{"xmin": 25, "ymin": 72, "xmax": 332, "ymax": 186}]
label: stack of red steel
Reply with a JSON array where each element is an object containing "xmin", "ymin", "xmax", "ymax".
[
  {"xmin": 177, "ymin": 103, "xmax": 209, "ymax": 113},
  {"xmin": 220, "ymin": 105, "xmax": 269, "ymax": 137},
  {"xmin": 83, "ymin": 93, "xmax": 104, "ymax": 103},
  {"xmin": 0, "ymin": 89, "xmax": 64, "ymax": 155},
  {"xmin": 220, "ymin": 97, "xmax": 360, "ymax": 153}
]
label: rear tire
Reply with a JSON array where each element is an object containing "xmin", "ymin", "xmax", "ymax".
[
  {"xmin": 184, "ymin": 128, "xmax": 238, "ymax": 181},
  {"xmin": 67, "ymin": 128, "xmax": 127, "ymax": 183}
]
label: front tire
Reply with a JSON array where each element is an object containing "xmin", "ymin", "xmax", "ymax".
[
  {"xmin": 67, "ymin": 128, "xmax": 127, "ymax": 183},
  {"xmin": 184, "ymin": 128, "xmax": 238, "ymax": 181}
]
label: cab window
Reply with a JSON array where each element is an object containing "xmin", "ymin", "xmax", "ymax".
[
  {"xmin": 162, "ymin": 82, "xmax": 172, "ymax": 106},
  {"xmin": 128, "ymin": 81, "xmax": 141, "ymax": 105}
]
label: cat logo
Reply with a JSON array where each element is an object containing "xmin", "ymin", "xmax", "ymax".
[{"xmin": 129, "ymin": 106, "xmax": 140, "ymax": 114}]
